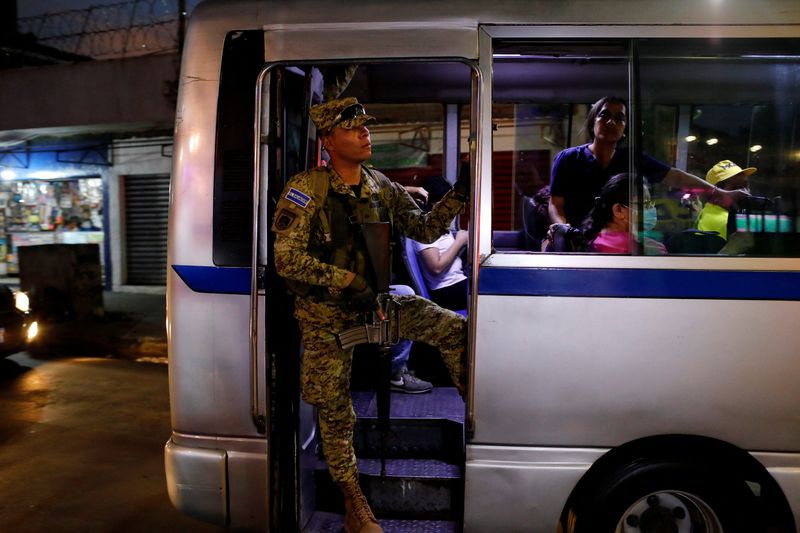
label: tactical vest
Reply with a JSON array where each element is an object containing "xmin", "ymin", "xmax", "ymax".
[{"xmin": 290, "ymin": 166, "xmax": 393, "ymax": 302}]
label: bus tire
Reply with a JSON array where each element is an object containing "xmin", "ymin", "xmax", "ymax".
[{"xmin": 564, "ymin": 458, "xmax": 760, "ymax": 533}]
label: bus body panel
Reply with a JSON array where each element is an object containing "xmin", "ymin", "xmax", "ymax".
[
  {"xmin": 756, "ymin": 452, "xmax": 800, "ymax": 525},
  {"xmin": 464, "ymin": 446, "xmax": 800, "ymax": 532},
  {"xmin": 190, "ymin": 0, "xmax": 800, "ymax": 29},
  {"xmin": 263, "ymin": 24, "xmax": 479, "ymax": 62},
  {"xmin": 472, "ymin": 291, "xmax": 800, "ymax": 450},
  {"xmin": 168, "ymin": 270, "xmax": 259, "ymax": 437},
  {"xmin": 169, "ymin": 5, "xmax": 231, "ymax": 268},
  {"xmin": 165, "ymin": 433, "xmax": 269, "ymax": 529},
  {"xmin": 464, "ymin": 445, "xmax": 606, "ymax": 532}
]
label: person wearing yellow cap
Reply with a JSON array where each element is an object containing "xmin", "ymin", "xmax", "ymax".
[
  {"xmin": 696, "ymin": 160, "xmax": 757, "ymax": 240},
  {"xmin": 271, "ymin": 97, "xmax": 470, "ymax": 533}
]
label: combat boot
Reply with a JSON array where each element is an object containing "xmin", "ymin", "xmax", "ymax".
[{"xmin": 337, "ymin": 479, "xmax": 384, "ymax": 533}]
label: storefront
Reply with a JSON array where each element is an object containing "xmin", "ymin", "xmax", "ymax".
[
  {"xmin": 0, "ymin": 137, "xmax": 110, "ymax": 280},
  {"xmin": 0, "ymin": 176, "xmax": 104, "ymax": 275},
  {"xmin": 0, "ymin": 135, "xmax": 173, "ymax": 288}
]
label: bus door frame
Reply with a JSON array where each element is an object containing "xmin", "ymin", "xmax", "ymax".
[{"xmin": 253, "ymin": 23, "xmax": 483, "ymax": 527}]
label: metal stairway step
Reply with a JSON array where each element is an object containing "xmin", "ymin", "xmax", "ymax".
[
  {"xmin": 354, "ymin": 417, "xmax": 464, "ymax": 459},
  {"xmin": 304, "ymin": 511, "xmax": 460, "ymax": 532},
  {"xmin": 352, "ymin": 387, "xmax": 466, "ymax": 459},
  {"xmin": 352, "ymin": 387, "xmax": 464, "ymax": 422},
  {"xmin": 315, "ymin": 458, "xmax": 463, "ymax": 519}
]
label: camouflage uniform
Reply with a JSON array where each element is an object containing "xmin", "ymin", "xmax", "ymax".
[{"xmin": 272, "ymin": 157, "xmax": 467, "ymax": 483}]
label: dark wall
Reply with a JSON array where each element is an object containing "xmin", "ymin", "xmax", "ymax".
[{"xmin": 0, "ymin": 53, "xmax": 178, "ymax": 131}]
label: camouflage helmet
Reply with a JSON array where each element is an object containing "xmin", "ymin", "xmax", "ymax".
[{"xmin": 309, "ymin": 97, "xmax": 375, "ymax": 134}]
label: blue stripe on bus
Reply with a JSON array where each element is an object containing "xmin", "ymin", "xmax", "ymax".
[
  {"xmin": 172, "ymin": 265, "xmax": 251, "ymax": 294},
  {"xmin": 477, "ymin": 267, "xmax": 800, "ymax": 300},
  {"xmin": 172, "ymin": 264, "xmax": 800, "ymax": 300}
]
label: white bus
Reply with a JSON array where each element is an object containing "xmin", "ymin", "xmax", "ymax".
[{"xmin": 165, "ymin": 1, "xmax": 800, "ymax": 531}]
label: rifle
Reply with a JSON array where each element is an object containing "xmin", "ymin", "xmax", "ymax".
[{"xmin": 335, "ymin": 222, "xmax": 396, "ymax": 476}]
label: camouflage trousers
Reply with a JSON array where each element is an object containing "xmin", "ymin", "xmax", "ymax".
[{"xmin": 294, "ymin": 294, "xmax": 467, "ymax": 483}]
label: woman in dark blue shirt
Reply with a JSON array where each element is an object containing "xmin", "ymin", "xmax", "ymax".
[{"xmin": 548, "ymin": 96, "xmax": 748, "ymax": 228}]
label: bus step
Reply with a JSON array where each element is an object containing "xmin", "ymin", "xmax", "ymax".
[
  {"xmin": 305, "ymin": 511, "xmax": 460, "ymax": 532},
  {"xmin": 315, "ymin": 458, "xmax": 463, "ymax": 519},
  {"xmin": 352, "ymin": 387, "xmax": 465, "ymax": 459},
  {"xmin": 354, "ymin": 417, "xmax": 464, "ymax": 459},
  {"xmin": 352, "ymin": 387, "xmax": 465, "ymax": 424}
]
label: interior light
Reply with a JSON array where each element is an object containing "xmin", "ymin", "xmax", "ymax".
[
  {"xmin": 0, "ymin": 169, "xmax": 17, "ymax": 180},
  {"xmin": 684, "ymin": 135, "xmax": 697, "ymax": 143},
  {"xmin": 705, "ymin": 138, "xmax": 719, "ymax": 146},
  {"xmin": 26, "ymin": 321, "xmax": 39, "ymax": 341},
  {"xmin": 14, "ymin": 291, "xmax": 30, "ymax": 313},
  {"xmin": 749, "ymin": 145, "xmax": 763, "ymax": 153}
]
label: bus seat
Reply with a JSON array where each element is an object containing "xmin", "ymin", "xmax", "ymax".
[
  {"xmin": 400, "ymin": 236, "xmax": 467, "ymax": 316},
  {"xmin": 666, "ymin": 229, "xmax": 726, "ymax": 254},
  {"xmin": 401, "ymin": 235, "xmax": 431, "ymax": 300},
  {"xmin": 493, "ymin": 230, "xmax": 524, "ymax": 251}
]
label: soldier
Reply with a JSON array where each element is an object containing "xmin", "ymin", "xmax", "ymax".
[{"xmin": 271, "ymin": 97, "xmax": 469, "ymax": 533}]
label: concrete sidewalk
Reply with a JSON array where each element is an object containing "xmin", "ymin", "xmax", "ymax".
[{"xmin": 29, "ymin": 290, "xmax": 168, "ymax": 361}]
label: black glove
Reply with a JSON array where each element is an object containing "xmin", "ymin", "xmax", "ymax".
[{"xmin": 347, "ymin": 274, "xmax": 376, "ymax": 311}]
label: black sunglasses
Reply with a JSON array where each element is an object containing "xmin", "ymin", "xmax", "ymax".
[{"xmin": 331, "ymin": 104, "xmax": 367, "ymax": 128}]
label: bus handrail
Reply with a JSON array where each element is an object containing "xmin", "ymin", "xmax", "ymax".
[{"xmin": 249, "ymin": 65, "xmax": 273, "ymax": 434}]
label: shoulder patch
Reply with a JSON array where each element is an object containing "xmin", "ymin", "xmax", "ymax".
[
  {"xmin": 272, "ymin": 208, "xmax": 298, "ymax": 232},
  {"xmin": 285, "ymin": 187, "xmax": 311, "ymax": 208}
]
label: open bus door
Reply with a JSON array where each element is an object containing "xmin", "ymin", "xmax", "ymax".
[
  {"xmin": 259, "ymin": 61, "xmax": 477, "ymax": 532},
  {"xmin": 261, "ymin": 65, "xmax": 319, "ymax": 532}
]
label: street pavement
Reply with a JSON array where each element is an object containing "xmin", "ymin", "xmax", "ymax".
[
  {"xmin": 0, "ymin": 352, "xmax": 226, "ymax": 533},
  {"xmin": 0, "ymin": 290, "xmax": 231, "ymax": 532},
  {"xmin": 29, "ymin": 290, "xmax": 168, "ymax": 362}
]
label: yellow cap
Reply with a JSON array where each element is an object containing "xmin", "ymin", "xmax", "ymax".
[{"xmin": 706, "ymin": 160, "xmax": 756, "ymax": 186}]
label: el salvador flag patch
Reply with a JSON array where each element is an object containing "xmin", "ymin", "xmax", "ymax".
[{"xmin": 286, "ymin": 187, "xmax": 311, "ymax": 208}]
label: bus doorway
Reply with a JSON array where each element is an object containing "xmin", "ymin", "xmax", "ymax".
[{"xmin": 261, "ymin": 61, "xmax": 476, "ymax": 532}]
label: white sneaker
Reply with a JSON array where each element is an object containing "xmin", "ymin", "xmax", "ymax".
[{"xmin": 390, "ymin": 368, "xmax": 433, "ymax": 394}]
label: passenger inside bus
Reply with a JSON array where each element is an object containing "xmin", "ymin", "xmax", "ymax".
[
  {"xmin": 388, "ymin": 184, "xmax": 458, "ymax": 394},
  {"xmin": 411, "ymin": 176, "xmax": 469, "ymax": 311},
  {"xmin": 582, "ymin": 173, "xmax": 667, "ymax": 255},
  {"xmin": 547, "ymin": 96, "xmax": 751, "ymax": 245},
  {"xmin": 696, "ymin": 159, "xmax": 757, "ymax": 241}
]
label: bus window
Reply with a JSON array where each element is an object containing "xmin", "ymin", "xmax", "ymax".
[
  {"xmin": 491, "ymin": 41, "xmax": 629, "ymax": 253},
  {"xmin": 639, "ymin": 39, "xmax": 800, "ymax": 256},
  {"xmin": 213, "ymin": 30, "xmax": 265, "ymax": 266}
]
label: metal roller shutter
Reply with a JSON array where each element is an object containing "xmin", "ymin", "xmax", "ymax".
[{"xmin": 124, "ymin": 174, "xmax": 169, "ymax": 285}]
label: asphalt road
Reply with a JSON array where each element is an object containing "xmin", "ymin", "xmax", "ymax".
[{"xmin": 0, "ymin": 352, "xmax": 227, "ymax": 533}]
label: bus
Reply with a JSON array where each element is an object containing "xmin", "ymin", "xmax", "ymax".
[{"xmin": 165, "ymin": 1, "xmax": 800, "ymax": 531}]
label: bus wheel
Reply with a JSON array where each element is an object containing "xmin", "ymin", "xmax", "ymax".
[
  {"xmin": 615, "ymin": 490, "xmax": 723, "ymax": 532},
  {"xmin": 564, "ymin": 459, "xmax": 758, "ymax": 533}
]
